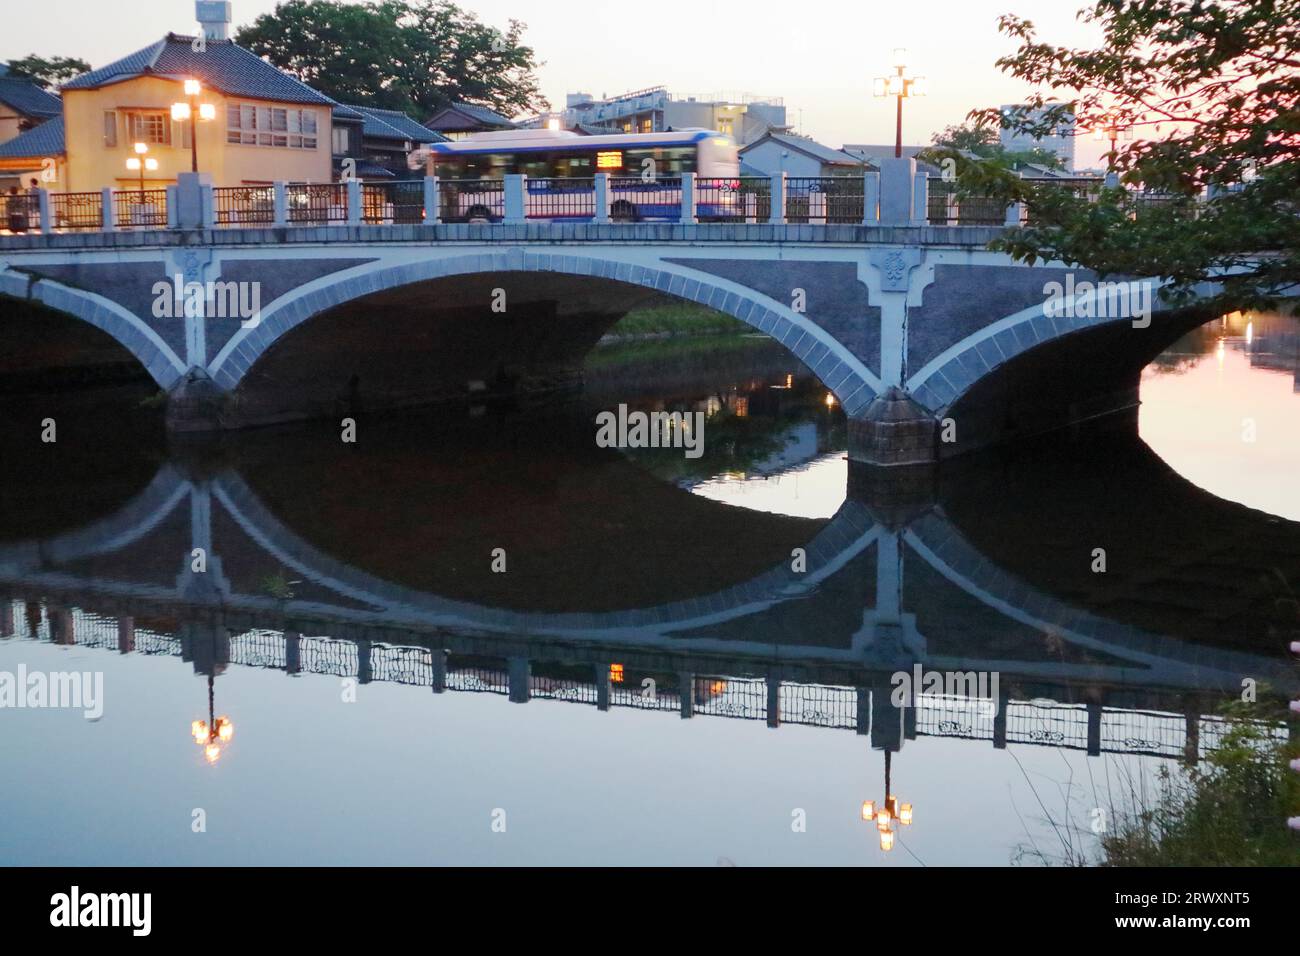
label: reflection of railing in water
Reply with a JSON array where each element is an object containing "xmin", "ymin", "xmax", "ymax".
[{"xmin": 7, "ymin": 607, "xmax": 1288, "ymax": 760}]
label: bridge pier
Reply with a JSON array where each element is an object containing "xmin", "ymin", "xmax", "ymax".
[{"xmin": 848, "ymin": 388, "xmax": 938, "ymax": 467}]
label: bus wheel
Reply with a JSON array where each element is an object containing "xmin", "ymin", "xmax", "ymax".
[
  {"xmin": 611, "ymin": 200, "xmax": 638, "ymax": 222},
  {"xmin": 466, "ymin": 205, "xmax": 493, "ymax": 223}
]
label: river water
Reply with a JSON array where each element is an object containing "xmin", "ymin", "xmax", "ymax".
[{"xmin": 0, "ymin": 311, "xmax": 1296, "ymax": 866}]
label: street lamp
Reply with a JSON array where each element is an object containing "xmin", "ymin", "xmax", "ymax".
[
  {"xmin": 125, "ymin": 142, "xmax": 158, "ymax": 202},
  {"xmin": 1091, "ymin": 112, "xmax": 1133, "ymax": 178},
  {"xmin": 860, "ymin": 750, "xmax": 913, "ymax": 851},
  {"xmin": 171, "ymin": 78, "xmax": 217, "ymax": 173},
  {"xmin": 190, "ymin": 674, "xmax": 234, "ymax": 765},
  {"xmin": 873, "ymin": 48, "xmax": 926, "ymax": 158}
]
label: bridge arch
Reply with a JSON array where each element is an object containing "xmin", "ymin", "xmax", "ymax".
[
  {"xmin": 206, "ymin": 251, "xmax": 880, "ymax": 415},
  {"xmin": 0, "ymin": 268, "xmax": 186, "ymax": 389},
  {"xmin": 906, "ymin": 278, "xmax": 1217, "ymax": 413}
]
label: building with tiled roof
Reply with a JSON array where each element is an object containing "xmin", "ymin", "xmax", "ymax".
[
  {"xmin": 740, "ymin": 132, "xmax": 874, "ymax": 178},
  {"xmin": 332, "ymin": 102, "xmax": 447, "ymax": 178},
  {"xmin": 424, "ymin": 102, "xmax": 515, "ymax": 139}
]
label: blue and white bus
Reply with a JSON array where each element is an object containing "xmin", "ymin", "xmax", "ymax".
[{"xmin": 410, "ymin": 128, "xmax": 742, "ymax": 222}]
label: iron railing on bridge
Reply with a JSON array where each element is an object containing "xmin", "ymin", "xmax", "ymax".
[
  {"xmin": 51, "ymin": 191, "xmax": 105, "ymax": 230},
  {"xmin": 785, "ymin": 177, "xmax": 865, "ymax": 224},
  {"xmin": 112, "ymin": 189, "xmax": 168, "ymax": 229},
  {"xmin": 213, "ymin": 185, "xmax": 274, "ymax": 226}
]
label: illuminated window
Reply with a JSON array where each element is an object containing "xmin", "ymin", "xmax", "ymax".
[
  {"xmin": 609, "ymin": 663, "xmax": 625, "ymax": 683},
  {"xmin": 596, "ymin": 150, "xmax": 623, "ymax": 170}
]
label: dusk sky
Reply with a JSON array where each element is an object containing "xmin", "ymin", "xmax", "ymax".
[{"xmin": 3, "ymin": 0, "xmax": 1112, "ymax": 167}]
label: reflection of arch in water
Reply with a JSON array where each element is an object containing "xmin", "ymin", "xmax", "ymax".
[{"xmin": 0, "ymin": 459, "xmax": 1293, "ymax": 696}]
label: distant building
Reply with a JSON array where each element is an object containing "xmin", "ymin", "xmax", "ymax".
[
  {"xmin": 333, "ymin": 103, "xmax": 445, "ymax": 179},
  {"xmin": 0, "ymin": 65, "xmax": 63, "ymax": 191},
  {"xmin": 0, "ymin": 3, "xmax": 430, "ymax": 193},
  {"xmin": 424, "ymin": 103, "xmax": 515, "ymax": 140},
  {"xmin": 998, "ymin": 103, "xmax": 1075, "ymax": 171},
  {"xmin": 0, "ymin": 64, "xmax": 62, "ymax": 144},
  {"xmin": 562, "ymin": 87, "xmax": 786, "ymax": 145},
  {"xmin": 740, "ymin": 132, "xmax": 867, "ymax": 178}
]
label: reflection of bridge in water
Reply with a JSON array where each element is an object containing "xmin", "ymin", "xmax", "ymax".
[
  {"xmin": 3, "ymin": 601, "xmax": 1281, "ymax": 763},
  {"xmin": 2, "ymin": 426, "xmax": 1294, "ymax": 762}
]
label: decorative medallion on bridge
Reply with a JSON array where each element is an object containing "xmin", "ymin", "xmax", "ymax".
[{"xmin": 871, "ymin": 249, "xmax": 922, "ymax": 292}]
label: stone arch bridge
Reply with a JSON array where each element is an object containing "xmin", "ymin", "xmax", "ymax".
[{"xmin": 0, "ymin": 204, "xmax": 1216, "ymax": 463}]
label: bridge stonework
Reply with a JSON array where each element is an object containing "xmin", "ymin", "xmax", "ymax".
[{"xmin": 0, "ymin": 221, "xmax": 1202, "ymax": 463}]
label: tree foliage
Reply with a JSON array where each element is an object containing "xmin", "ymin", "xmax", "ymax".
[
  {"xmin": 235, "ymin": 0, "xmax": 547, "ymax": 119},
  {"xmin": 928, "ymin": 121, "xmax": 1064, "ymax": 169},
  {"xmin": 5, "ymin": 54, "xmax": 91, "ymax": 88},
  {"xmin": 938, "ymin": 0, "xmax": 1299, "ymax": 313}
]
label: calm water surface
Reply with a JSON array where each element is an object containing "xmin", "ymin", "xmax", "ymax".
[{"xmin": 0, "ymin": 314, "xmax": 1297, "ymax": 866}]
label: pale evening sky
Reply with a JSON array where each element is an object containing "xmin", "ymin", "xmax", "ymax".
[{"xmin": 4, "ymin": 0, "xmax": 1111, "ymax": 168}]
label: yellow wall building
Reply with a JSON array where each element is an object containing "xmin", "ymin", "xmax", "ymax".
[{"xmin": 1, "ymin": 34, "xmax": 338, "ymax": 193}]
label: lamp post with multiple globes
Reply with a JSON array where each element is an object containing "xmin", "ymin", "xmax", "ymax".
[
  {"xmin": 861, "ymin": 750, "xmax": 913, "ymax": 851},
  {"xmin": 124, "ymin": 142, "xmax": 158, "ymax": 202},
  {"xmin": 171, "ymin": 78, "xmax": 217, "ymax": 174},
  {"xmin": 873, "ymin": 49, "xmax": 927, "ymax": 159},
  {"xmin": 190, "ymin": 674, "xmax": 234, "ymax": 765}
]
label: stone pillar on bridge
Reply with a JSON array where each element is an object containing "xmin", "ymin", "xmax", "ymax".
[
  {"xmin": 37, "ymin": 188, "xmax": 51, "ymax": 232},
  {"xmin": 862, "ymin": 170, "xmax": 879, "ymax": 224},
  {"xmin": 117, "ymin": 616, "xmax": 135, "ymax": 654},
  {"xmin": 507, "ymin": 656, "xmax": 530, "ymax": 703},
  {"xmin": 678, "ymin": 672, "xmax": 695, "ymax": 719},
  {"xmin": 100, "ymin": 188, "xmax": 115, "ymax": 231},
  {"xmin": 504, "ymin": 175, "xmax": 526, "ymax": 224},
  {"xmin": 174, "ymin": 172, "xmax": 213, "ymax": 230},
  {"xmin": 273, "ymin": 182, "xmax": 288, "ymax": 226},
  {"xmin": 878, "ymin": 157, "xmax": 916, "ymax": 226},
  {"xmin": 869, "ymin": 672, "xmax": 905, "ymax": 753},
  {"xmin": 50, "ymin": 606, "xmax": 74, "ymax": 645},
  {"xmin": 284, "ymin": 630, "xmax": 301, "ymax": 674},
  {"xmin": 429, "ymin": 648, "xmax": 447, "ymax": 693},
  {"xmin": 766, "ymin": 670, "xmax": 781, "ymax": 728},
  {"xmin": 680, "ymin": 171, "xmax": 696, "ymax": 224},
  {"xmin": 768, "ymin": 173, "xmax": 786, "ymax": 225},
  {"xmin": 594, "ymin": 662, "xmax": 611, "ymax": 711},
  {"xmin": 593, "ymin": 174, "xmax": 611, "ymax": 223},
  {"xmin": 356, "ymin": 638, "xmax": 373, "ymax": 684},
  {"xmin": 422, "ymin": 176, "xmax": 439, "ymax": 225}
]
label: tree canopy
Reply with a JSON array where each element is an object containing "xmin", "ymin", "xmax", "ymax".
[
  {"xmin": 928, "ymin": 121, "xmax": 1065, "ymax": 169},
  {"xmin": 937, "ymin": 0, "xmax": 1299, "ymax": 313},
  {"xmin": 235, "ymin": 0, "xmax": 547, "ymax": 119},
  {"xmin": 4, "ymin": 54, "xmax": 90, "ymax": 88}
]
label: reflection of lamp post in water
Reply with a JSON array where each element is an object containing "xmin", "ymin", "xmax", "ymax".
[
  {"xmin": 860, "ymin": 750, "xmax": 912, "ymax": 851},
  {"xmin": 191, "ymin": 674, "xmax": 234, "ymax": 764}
]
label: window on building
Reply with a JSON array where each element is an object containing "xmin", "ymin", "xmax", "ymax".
[
  {"xmin": 717, "ymin": 118, "xmax": 734, "ymax": 137},
  {"xmin": 332, "ymin": 127, "xmax": 350, "ymax": 154},
  {"xmin": 125, "ymin": 111, "xmax": 170, "ymax": 146},
  {"xmin": 103, "ymin": 111, "xmax": 118, "ymax": 147},
  {"xmin": 226, "ymin": 103, "xmax": 319, "ymax": 149},
  {"xmin": 638, "ymin": 117, "xmax": 653, "ymax": 134}
]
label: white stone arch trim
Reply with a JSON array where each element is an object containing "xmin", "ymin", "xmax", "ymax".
[
  {"xmin": 906, "ymin": 275, "xmax": 1175, "ymax": 413},
  {"xmin": 0, "ymin": 267, "xmax": 186, "ymax": 388}
]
